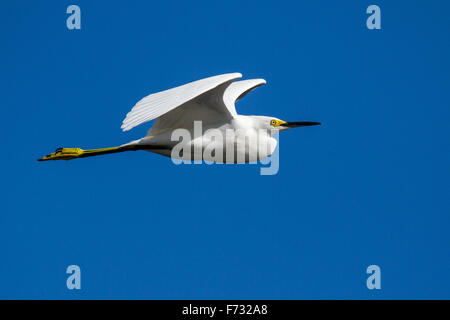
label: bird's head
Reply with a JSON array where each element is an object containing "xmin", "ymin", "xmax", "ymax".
[{"xmin": 253, "ymin": 116, "xmax": 321, "ymax": 132}]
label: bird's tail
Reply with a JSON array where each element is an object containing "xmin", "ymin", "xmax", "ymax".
[{"xmin": 37, "ymin": 145, "xmax": 142, "ymax": 161}]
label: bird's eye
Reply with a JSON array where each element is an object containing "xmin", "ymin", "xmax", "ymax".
[{"xmin": 271, "ymin": 120, "xmax": 276, "ymax": 126}]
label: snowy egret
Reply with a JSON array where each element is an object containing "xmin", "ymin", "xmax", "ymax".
[{"xmin": 38, "ymin": 73, "xmax": 320, "ymax": 163}]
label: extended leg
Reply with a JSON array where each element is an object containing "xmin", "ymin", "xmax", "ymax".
[{"xmin": 38, "ymin": 144, "xmax": 154, "ymax": 161}]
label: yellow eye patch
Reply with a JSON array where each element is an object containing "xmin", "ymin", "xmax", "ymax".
[{"xmin": 270, "ymin": 119, "xmax": 286, "ymax": 127}]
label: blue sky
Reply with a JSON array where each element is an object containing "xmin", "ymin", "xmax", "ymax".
[{"xmin": 1, "ymin": 0, "xmax": 449, "ymax": 299}]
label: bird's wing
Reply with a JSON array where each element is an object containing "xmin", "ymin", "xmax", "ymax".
[
  {"xmin": 223, "ymin": 79, "xmax": 266, "ymax": 114},
  {"xmin": 121, "ymin": 73, "xmax": 242, "ymax": 132}
]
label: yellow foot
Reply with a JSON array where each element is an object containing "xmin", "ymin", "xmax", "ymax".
[
  {"xmin": 38, "ymin": 147, "xmax": 85, "ymax": 161},
  {"xmin": 37, "ymin": 145, "xmax": 134, "ymax": 161}
]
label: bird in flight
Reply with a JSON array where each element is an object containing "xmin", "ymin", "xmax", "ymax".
[{"xmin": 38, "ymin": 73, "xmax": 320, "ymax": 163}]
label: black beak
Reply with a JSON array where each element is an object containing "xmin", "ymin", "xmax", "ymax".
[{"xmin": 282, "ymin": 121, "xmax": 321, "ymax": 128}]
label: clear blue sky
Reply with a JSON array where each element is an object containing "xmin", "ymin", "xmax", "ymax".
[{"xmin": 1, "ymin": 0, "xmax": 449, "ymax": 299}]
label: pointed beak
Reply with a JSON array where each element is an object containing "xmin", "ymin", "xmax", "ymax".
[{"xmin": 281, "ymin": 121, "xmax": 321, "ymax": 128}]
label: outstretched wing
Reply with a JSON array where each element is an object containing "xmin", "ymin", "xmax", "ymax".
[
  {"xmin": 148, "ymin": 78, "xmax": 266, "ymax": 137},
  {"xmin": 121, "ymin": 73, "xmax": 242, "ymax": 132},
  {"xmin": 223, "ymin": 79, "xmax": 266, "ymax": 115},
  {"xmin": 149, "ymin": 78, "xmax": 267, "ymax": 136}
]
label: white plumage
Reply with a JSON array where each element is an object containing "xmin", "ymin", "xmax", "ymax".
[
  {"xmin": 39, "ymin": 73, "xmax": 320, "ymax": 163},
  {"xmin": 121, "ymin": 73, "xmax": 243, "ymax": 132}
]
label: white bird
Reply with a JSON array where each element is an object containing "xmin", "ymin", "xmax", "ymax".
[{"xmin": 39, "ymin": 73, "xmax": 320, "ymax": 163}]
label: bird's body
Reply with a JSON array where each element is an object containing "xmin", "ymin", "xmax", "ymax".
[
  {"xmin": 129, "ymin": 115, "xmax": 279, "ymax": 163},
  {"xmin": 39, "ymin": 73, "xmax": 320, "ymax": 162}
]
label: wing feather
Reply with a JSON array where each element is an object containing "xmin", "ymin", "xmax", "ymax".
[
  {"xmin": 223, "ymin": 79, "xmax": 266, "ymax": 115},
  {"xmin": 121, "ymin": 73, "xmax": 242, "ymax": 132}
]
